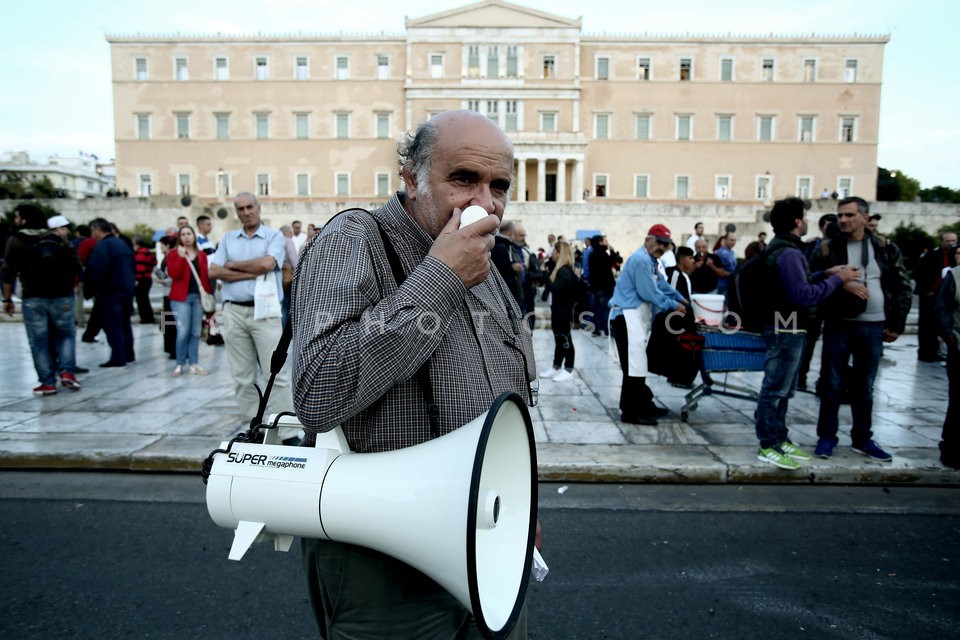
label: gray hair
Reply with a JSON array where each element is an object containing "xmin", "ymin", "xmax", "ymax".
[
  {"xmin": 234, "ymin": 191, "xmax": 260, "ymax": 208},
  {"xmin": 397, "ymin": 119, "xmax": 440, "ymax": 196}
]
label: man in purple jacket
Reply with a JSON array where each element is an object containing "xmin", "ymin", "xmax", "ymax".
[{"xmin": 754, "ymin": 198, "xmax": 861, "ymax": 470}]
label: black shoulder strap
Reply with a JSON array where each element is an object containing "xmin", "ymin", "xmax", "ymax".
[{"xmin": 370, "ymin": 215, "xmax": 441, "ymax": 439}]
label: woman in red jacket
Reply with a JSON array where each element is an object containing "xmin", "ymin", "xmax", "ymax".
[{"xmin": 166, "ymin": 226, "xmax": 213, "ymax": 376}]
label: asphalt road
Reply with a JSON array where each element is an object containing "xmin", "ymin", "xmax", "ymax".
[{"xmin": 1, "ymin": 473, "xmax": 958, "ymax": 639}]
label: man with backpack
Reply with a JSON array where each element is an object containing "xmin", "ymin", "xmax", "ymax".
[
  {"xmin": 2, "ymin": 204, "xmax": 83, "ymax": 396},
  {"xmin": 751, "ymin": 198, "xmax": 860, "ymax": 469}
]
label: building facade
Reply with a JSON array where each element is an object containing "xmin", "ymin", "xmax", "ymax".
[
  {"xmin": 1, "ymin": 152, "xmax": 116, "ymax": 199},
  {"xmin": 108, "ymin": 0, "xmax": 887, "ymax": 206}
]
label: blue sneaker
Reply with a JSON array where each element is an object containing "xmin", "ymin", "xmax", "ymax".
[
  {"xmin": 852, "ymin": 440, "xmax": 892, "ymax": 462},
  {"xmin": 814, "ymin": 438, "xmax": 835, "ymax": 459}
]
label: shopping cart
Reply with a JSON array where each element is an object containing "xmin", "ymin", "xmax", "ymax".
[{"xmin": 679, "ymin": 327, "xmax": 766, "ymax": 421}]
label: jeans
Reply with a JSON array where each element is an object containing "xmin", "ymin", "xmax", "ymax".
[
  {"xmin": 816, "ymin": 320, "xmax": 883, "ymax": 446},
  {"xmin": 171, "ymin": 293, "xmax": 203, "ymax": 366},
  {"xmin": 22, "ymin": 296, "xmax": 76, "ymax": 385},
  {"xmin": 590, "ymin": 291, "xmax": 610, "ymax": 335},
  {"xmin": 754, "ymin": 329, "xmax": 807, "ymax": 448}
]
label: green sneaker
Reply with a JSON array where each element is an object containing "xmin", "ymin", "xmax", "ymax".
[
  {"xmin": 779, "ymin": 441, "xmax": 812, "ymax": 461},
  {"xmin": 758, "ymin": 445, "xmax": 801, "ymax": 470}
]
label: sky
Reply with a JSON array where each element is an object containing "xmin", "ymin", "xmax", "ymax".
[{"xmin": 3, "ymin": 0, "xmax": 958, "ymax": 189}]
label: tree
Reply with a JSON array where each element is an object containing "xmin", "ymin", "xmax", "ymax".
[
  {"xmin": 888, "ymin": 222, "xmax": 934, "ymax": 278},
  {"xmin": 876, "ymin": 167, "xmax": 920, "ymax": 202},
  {"xmin": 919, "ymin": 185, "xmax": 960, "ymax": 204}
]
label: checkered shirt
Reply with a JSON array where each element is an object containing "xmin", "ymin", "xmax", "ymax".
[{"xmin": 291, "ymin": 194, "xmax": 537, "ymax": 453}]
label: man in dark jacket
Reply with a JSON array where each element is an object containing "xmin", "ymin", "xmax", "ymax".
[
  {"xmin": 915, "ymin": 231, "xmax": 958, "ymax": 362},
  {"xmin": 491, "ymin": 219, "xmax": 524, "ymax": 308},
  {"xmin": 2, "ymin": 204, "xmax": 83, "ymax": 395},
  {"xmin": 813, "ymin": 197, "xmax": 912, "ymax": 462},
  {"xmin": 934, "ymin": 245, "xmax": 960, "ymax": 469},
  {"xmin": 587, "ymin": 235, "xmax": 614, "ymax": 336},
  {"xmin": 84, "ymin": 218, "xmax": 136, "ymax": 367},
  {"xmin": 752, "ymin": 198, "xmax": 860, "ymax": 470}
]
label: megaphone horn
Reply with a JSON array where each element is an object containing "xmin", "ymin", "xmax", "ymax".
[{"xmin": 205, "ymin": 391, "xmax": 538, "ymax": 639}]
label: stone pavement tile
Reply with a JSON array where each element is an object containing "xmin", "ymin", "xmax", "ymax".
[
  {"xmin": 541, "ymin": 421, "xmax": 627, "ymax": 445},
  {"xmin": 876, "ymin": 409, "xmax": 945, "ymax": 427},
  {"xmin": 536, "ymin": 394, "xmax": 610, "ymax": 422},
  {"xmin": 535, "ymin": 443, "xmax": 728, "ymax": 483},
  {"xmin": 0, "ymin": 411, "xmax": 41, "ymax": 430},
  {"xmin": 5, "ymin": 411, "xmax": 109, "ymax": 432},
  {"xmin": 684, "ymin": 421, "xmax": 756, "ymax": 446},
  {"xmin": 0, "ymin": 432, "xmax": 161, "ymax": 470},
  {"xmin": 621, "ymin": 420, "xmax": 710, "ymax": 446}
]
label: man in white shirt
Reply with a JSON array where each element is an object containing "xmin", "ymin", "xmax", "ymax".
[
  {"xmin": 291, "ymin": 220, "xmax": 308, "ymax": 254},
  {"xmin": 685, "ymin": 222, "xmax": 705, "ymax": 250}
]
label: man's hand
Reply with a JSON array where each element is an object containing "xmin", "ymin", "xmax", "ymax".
[
  {"xmin": 882, "ymin": 328, "xmax": 900, "ymax": 343},
  {"xmin": 842, "ymin": 280, "xmax": 869, "ymax": 299},
  {"xmin": 829, "ymin": 265, "xmax": 862, "ymax": 283},
  {"xmin": 3, "ymin": 300, "xmax": 14, "ymax": 317},
  {"xmin": 428, "ymin": 208, "xmax": 499, "ymax": 288},
  {"xmin": 675, "ymin": 302, "xmax": 687, "ymax": 315}
]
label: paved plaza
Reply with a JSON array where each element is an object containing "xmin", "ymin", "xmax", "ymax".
[{"xmin": 0, "ymin": 304, "xmax": 955, "ymax": 485}]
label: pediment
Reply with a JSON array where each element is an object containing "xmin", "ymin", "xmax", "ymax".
[{"xmin": 406, "ymin": 0, "xmax": 580, "ymax": 30}]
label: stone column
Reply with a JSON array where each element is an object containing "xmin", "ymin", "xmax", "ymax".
[
  {"xmin": 556, "ymin": 158, "xmax": 567, "ymax": 202},
  {"xmin": 573, "ymin": 160, "xmax": 584, "ymax": 202},
  {"xmin": 515, "ymin": 158, "xmax": 527, "ymax": 202},
  {"xmin": 537, "ymin": 158, "xmax": 546, "ymax": 203}
]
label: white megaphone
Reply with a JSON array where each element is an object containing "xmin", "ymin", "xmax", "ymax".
[{"xmin": 205, "ymin": 391, "xmax": 537, "ymax": 639}]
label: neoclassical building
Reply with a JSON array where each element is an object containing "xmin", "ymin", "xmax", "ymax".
[{"xmin": 108, "ymin": 0, "xmax": 887, "ymax": 206}]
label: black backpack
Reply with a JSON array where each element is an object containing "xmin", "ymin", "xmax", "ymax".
[
  {"xmin": 23, "ymin": 233, "xmax": 77, "ymax": 283},
  {"xmin": 724, "ymin": 249, "xmax": 778, "ymax": 332}
]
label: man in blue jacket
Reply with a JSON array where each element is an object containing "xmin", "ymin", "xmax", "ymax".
[
  {"xmin": 84, "ymin": 218, "xmax": 136, "ymax": 367},
  {"xmin": 753, "ymin": 198, "xmax": 860, "ymax": 470}
]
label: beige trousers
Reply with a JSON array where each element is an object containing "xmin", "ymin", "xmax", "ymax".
[{"xmin": 221, "ymin": 302, "xmax": 293, "ymax": 423}]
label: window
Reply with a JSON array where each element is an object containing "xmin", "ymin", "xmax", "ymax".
[
  {"xmin": 177, "ymin": 174, "xmax": 191, "ymax": 196},
  {"xmin": 634, "ymin": 174, "xmax": 649, "ymax": 198},
  {"xmin": 803, "ymin": 58, "xmax": 816, "ymax": 82},
  {"xmin": 594, "ymin": 175, "xmax": 608, "ymax": 198},
  {"xmin": 138, "ymin": 174, "xmax": 152, "ymax": 196},
  {"xmin": 487, "ymin": 47, "xmax": 499, "ymax": 78},
  {"xmin": 175, "ymin": 57, "xmax": 188, "ymax": 81},
  {"xmin": 542, "ymin": 55, "xmax": 556, "ymax": 79},
  {"xmin": 256, "ymin": 113, "xmax": 269, "ymax": 139},
  {"xmin": 756, "ymin": 175, "xmax": 771, "ymax": 199},
  {"xmin": 797, "ymin": 176, "xmax": 812, "ymax": 199},
  {"xmin": 635, "ymin": 114, "xmax": 651, "ymax": 140},
  {"xmin": 840, "ymin": 116, "xmax": 856, "ymax": 142},
  {"xmin": 679, "ymin": 57, "xmax": 692, "ymax": 81},
  {"xmin": 135, "ymin": 57, "xmax": 148, "ymax": 80},
  {"xmin": 257, "ymin": 174, "xmax": 270, "ymax": 197},
  {"xmin": 799, "ymin": 116, "xmax": 815, "ymax": 142},
  {"xmin": 377, "ymin": 55, "xmax": 389, "ymax": 80},
  {"xmin": 255, "ymin": 56, "xmax": 269, "ymax": 80},
  {"xmin": 136, "ymin": 114, "xmax": 150, "ymax": 140},
  {"xmin": 506, "ymin": 46, "xmax": 519, "ymax": 77},
  {"xmin": 376, "ymin": 112, "xmax": 390, "ymax": 139},
  {"xmin": 215, "ymin": 57, "xmax": 229, "ymax": 80},
  {"xmin": 596, "ymin": 56, "xmax": 610, "ymax": 80},
  {"xmin": 717, "ymin": 115, "xmax": 732, "ymax": 141},
  {"xmin": 720, "ymin": 57, "xmax": 734, "ymax": 82},
  {"xmin": 758, "ymin": 116, "xmax": 774, "ymax": 142},
  {"xmin": 217, "ymin": 171, "xmax": 231, "ymax": 196},
  {"xmin": 486, "ymin": 101, "xmax": 499, "ymax": 126},
  {"xmin": 336, "ymin": 113, "xmax": 350, "ymax": 139},
  {"xmin": 296, "ymin": 56, "xmax": 309, "ymax": 80},
  {"xmin": 468, "ymin": 46, "xmax": 480, "ymax": 77},
  {"xmin": 376, "ymin": 173, "xmax": 390, "ymax": 197},
  {"xmin": 215, "ymin": 113, "xmax": 230, "ymax": 140},
  {"xmin": 467, "ymin": 100, "xmax": 480, "ymax": 113},
  {"xmin": 844, "ymin": 59, "xmax": 858, "ymax": 82},
  {"xmin": 175, "ymin": 113, "xmax": 190, "ymax": 139},
  {"xmin": 676, "ymin": 176, "xmax": 689, "ymax": 199},
  {"xmin": 296, "ymin": 173, "xmax": 310, "ymax": 196},
  {"xmin": 676, "ymin": 115, "xmax": 692, "ymax": 141},
  {"xmin": 541, "ymin": 112, "xmax": 556, "ymax": 133},
  {"xmin": 336, "ymin": 56, "xmax": 349, "ymax": 80},
  {"xmin": 336, "ymin": 173, "xmax": 350, "ymax": 196},
  {"xmin": 430, "ymin": 53, "xmax": 444, "ymax": 79},
  {"xmin": 296, "ymin": 113, "xmax": 309, "ymax": 139},
  {"xmin": 838, "ymin": 177, "xmax": 853, "ymax": 198},
  {"xmin": 637, "ymin": 57, "xmax": 651, "ymax": 80},
  {"xmin": 762, "ymin": 58, "xmax": 775, "ymax": 82},
  {"xmin": 504, "ymin": 101, "xmax": 518, "ymax": 131},
  {"xmin": 594, "ymin": 114, "xmax": 610, "ymax": 140},
  {"xmin": 715, "ymin": 176, "xmax": 731, "ymax": 199}
]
